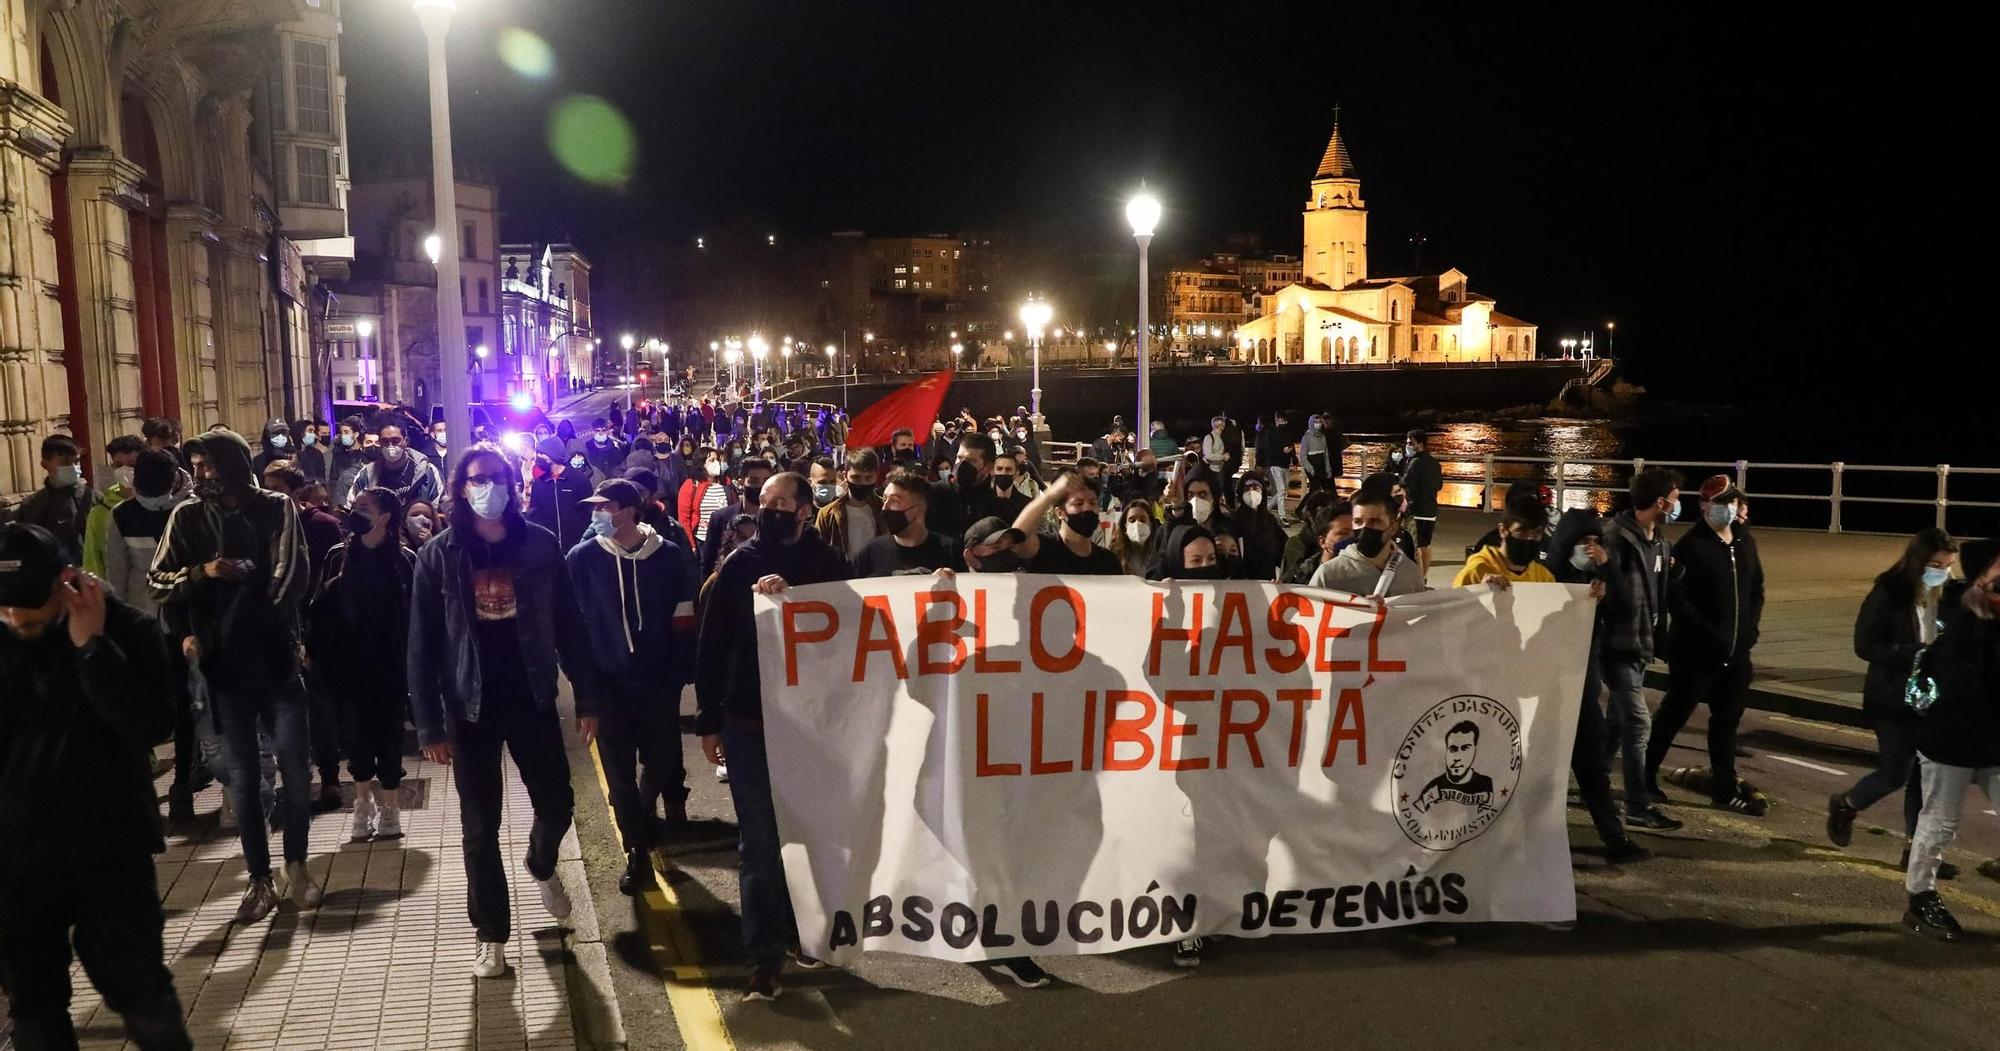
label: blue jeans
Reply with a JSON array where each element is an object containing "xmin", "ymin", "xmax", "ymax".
[
  {"xmin": 1845, "ymin": 716, "xmax": 1923, "ymax": 836},
  {"xmin": 1601, "ymin": 655, "xmax": 1653, "ymax": 813},
  {"xmin": 723, "ymin": 726, "xmax": 795, "ymax": 971},
  {"xmin": 216, "ymin": 679, "xmax": 313, "ymax": 881}
]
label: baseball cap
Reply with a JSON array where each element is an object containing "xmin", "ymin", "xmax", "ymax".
[
  {"xmin": 963, "ymin": 515, "xmax": 1024, "ymax": 551},
  {"xmin": 0, "ymin": 523, "xmax": 67, "ymax": 608},
  {"xmin": 580, "ymin": 478, "xmax": 646, "ymax": 510},
  {"xmin": 1699, "ymin": 474, "xmax": 1744, "ymax": 503}
]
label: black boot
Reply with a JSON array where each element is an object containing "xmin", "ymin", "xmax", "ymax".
[
  {"xmin": 1826, "ymin": 793, "xmax": 1857, "ymax": 847},
  {"xmin": 167, "ymin": 782, "xmax": 196, "ymax": 823},
  {"xmin": 1903, "ymin": 891, "xmax": 1963, "ymax": 941},
  {"xmin": 618, "ymin": 848, "xmax": 653, "ymax": 896}
]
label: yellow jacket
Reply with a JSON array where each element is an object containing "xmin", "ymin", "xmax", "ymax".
[{"xmin": 1453, "ymin": 545, "xmax": 1556, "ymax": 587}]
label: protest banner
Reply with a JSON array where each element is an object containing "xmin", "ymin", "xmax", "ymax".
[{"xmin": 755, "ymin": 575, "xmax": 1592, "ymax": 963}]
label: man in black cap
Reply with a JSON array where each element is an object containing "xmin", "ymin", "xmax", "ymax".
[
  {"xmin": 0, "ymin": 523, "xmax": 192, "ymax": 1050},
  {"xmin": 566, "ymin": 479, "xmax": 698, "ymax": 895},
  {"xmin": 147, "ymin": 428, "xmax": 320, "ymax": 924}
]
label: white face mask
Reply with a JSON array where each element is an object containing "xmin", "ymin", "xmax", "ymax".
[
  {"xmin": 269, "ymin": 434, "xmax": 289, "ymax": 449},
  {"xmin": 406, "ymin": 514, "xmax": 433, "ymax": 539},
  {"xmin": 382, "ymin": 444, "xmax": 406, "ymax": 462},
  {"xmin": 465, "ymin": 480, "xmax": 508, "ymax": 520},
  {"xmin": 1190, "ymin": 496, "xmax": 1213, "ymax": 521},
  {"xmin": 113, "ymin": 466, "xmax": 136, "ymax": 490},
  {"xmin": 1125, "ymin": 520, "xmax": 1152, "ymax": 544},
  {"xmin": 1244, "ymin": 490, "xmax": 1264, "ymax": 509},
  {"xmin": 705, "ymin": 460, "xmax": 725, "ymax": 478}
]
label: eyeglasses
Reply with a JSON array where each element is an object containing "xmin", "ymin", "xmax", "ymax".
[{"xmin": 465, "ymin": 472, "xmax": 507, "ymax": 486}]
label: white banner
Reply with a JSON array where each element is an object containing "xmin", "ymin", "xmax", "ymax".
[{"xmin": 755, "ymin": 576, "xmax": 1591, "ymax": 963}]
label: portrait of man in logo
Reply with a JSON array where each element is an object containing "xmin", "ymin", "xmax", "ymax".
[
  {"xmin": 1393, "ymin": 696, "xmax": 1523, "ymax": 850},
  {"xmin": 1412, "ymin": 721, "xmax": 1496, "ymax": 815}
]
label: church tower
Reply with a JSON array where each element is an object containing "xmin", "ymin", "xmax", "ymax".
[{"xmin": 1303, "ymin": 118, "xmax": 1368, "ymax": 289}]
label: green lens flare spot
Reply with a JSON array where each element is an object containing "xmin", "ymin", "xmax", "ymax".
[
  {"xmin": 497, "ymin": 27, "xmax": 555, "ymax": 79},
  {"xmin": 548, "ymin": 95, "xmax": 636, "ymax": 187}
]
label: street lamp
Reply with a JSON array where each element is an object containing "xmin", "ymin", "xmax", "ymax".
[
  {"xmin": 1018, "ymin": 295, "xmax": 1053, "ymax": 424},
  {"xmin": 781, "ymin": 344, "xmax": 793, "ymax": 381},
  {"xmin": 619, "ymin": 333, "xmax": 637, "ymax": 409},
  {"xmin": 1126, "ymin": 189, "xmax": 1161, "ymax": 432},
  {"xmin": 355, "ymin": 318, "xmax": 376, "ymax": 400},
  {"xmin": 413, "ymin": 0, "xmax": 468, "ymax": 466},
  {"xmin": 1605, "ymin": 322, "xmax": 1615, "ymax": 359},
  {"xmin": 748, "ymin": 333, "xmax": 769, "ymax": 391},
  {"xmin": 724, "ymin": 345, "xmax": 741, "ymax": 389},
  {"xmin": 951, "ymin": 341, "xmax": 963, "ymax": 365}
]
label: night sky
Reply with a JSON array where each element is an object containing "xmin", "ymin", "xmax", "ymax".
[{"xmin": 342, "ymin": 2, "xmax": 1959, "ymax": 405}]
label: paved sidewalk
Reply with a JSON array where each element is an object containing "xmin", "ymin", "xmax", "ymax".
[{"xmin": 3, "ymin": 755, "xmax": 588, "ymax": 1050}]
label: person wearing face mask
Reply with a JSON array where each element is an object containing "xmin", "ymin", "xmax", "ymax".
[
  {"xmin": 15, "ymin": 434, "xmax": 98, "ymax": 566},
  {"xmin": 409, "ymin": 450, "xmax": 601, "ymax": 978},
  {"xmin": 528, "ymin": 452, "xmax": 597, "ymax": 550},
  {"xmin": 533, "ymin": 423, "xmax": 566, "ymax": 463},
  {"xmin": 1599, "ymin": 467, "xmax": 1683, "ymax": 832},
  {"xmin": 977, "ymin": 450, "xmax": 1032, "ymax": 525},
  {"xmin": 1147, "ymin": 523, "xmax": 1223, "ymax": 583},
  {"xmin": 307, "ymin": 487, "xmax": 417, "ymax": 845},
  {"xmin": 1200, "ymin": 416, "xmax": 1232, "ymax": 477},
  {"xmin": 1397, "ymin": 429, "xmax": 1443, "ymax": 580},
  {"xmin": 1308, "ymin": 481, "xmax": 1422, "ymax": 597},
  {"xmin": 1285, "ymin": 499, "xmax": 1354, "ymax": 585},
  {"xmin": 1010, "ymin": 470, "xmax": 1124, "ymax": 575},
  {"xmin": 1454, "ymin": 495, "xmax": 1559, "ymax": 589},
  {"xmin": 264, "ymin": 463, "xmax": 354, "ymax": 812},
  {"xmin": 854, "ymin": 472, "xmax": 964, "ymax": 577},
  {"xmin": 148, "ymin": 428, "xmax": 320, "ymax": 924},
  {"xmin": 1829, "ymin": 528, "xmax": 1959, "ymax": 869},
  {"xmin": 329, "ymin": 416, "xmax": 369, "ymax": 508},
  {"xmin": 695, "ymin": 472, "xmax": 850, "ymax": 1002},
  {"xmin": 0, "ymin": 523, "xmax": 194, "ymax": 1051},
  {"xmin": 1298, "ymin": 415, "xmax": 1332, "ymax": 495},
  {"xmin": 1895, "ymin": 539, "xmax": 2000, "ymax": 941},
  {"xmin": 251, "ymin": 418, "xmax": 294, "ymax": 476},
  {"xmin": 1108, "ymin": 498, "xmax": 1161, "ymax": 576},
  {"xmin": 82, "ymin": 435, "xmax": 146, "ymax": 579},
  {"xmin": 292, "ymin": 418, "xmax": 330, "ymax": 483},
  {"xmin": 815, "ymin": 449, "xmax": 885, "ymax": 563},
  {"xmin": 568, "ymin": 479, "xmax": 699, "ymax": 896},
  {"xmin": 961, "ymin": 516, "xmax": 1027, "ymax": 574},
  {"xmin": 1231, "ymin": 475, "xmax": 1287, "ymax": 581},
  {"xmin": 692, "ymin": 457, "xmax": 767, "ymax": 572},
  {"xmin": 926, "ymin": 432, "xmax": 995, "ymax": 540},
  {"xmin": 584, "ymin": 417, "xmax": 628, "ymax": 477},
  {"xmin": 678, "ymin": 448, "xmax": 729, "ymax": 543},
  {"xmin": 403, "ymin": 500, "xmax": 440, "ymax": 548},
  {"xmin": 1177, "ymin": 477, "xmax": 1224, "ymax": 533},
  {"xmin": 346, "ymin": 424, "xmax": 442, "ymax": 510},
  {"xmin": 1646, "ymin": 474, "xmax": 1768, "ymax": 818},
  {"xmin": 806, "ymin": 457, "xmax": 841, "ymax": 511}
]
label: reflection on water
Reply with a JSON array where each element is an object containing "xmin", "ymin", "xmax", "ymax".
[{"xmin": 1342, "ymin": 418, "xmax": 1729, "ymax": 513}]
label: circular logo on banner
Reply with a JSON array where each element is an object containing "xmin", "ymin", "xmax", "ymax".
[{"xmin": 1391, "ymin": 695, "xmax": 1523, "ymax": 851}]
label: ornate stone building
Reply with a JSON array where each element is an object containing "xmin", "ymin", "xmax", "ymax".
[
  {"xmin": 1233, "ymin": 120, "xmax": 1536, "ymax": 366},
  {"xmin": 0, "ymin": 0, "xmax": 349, "ymax": 505}
]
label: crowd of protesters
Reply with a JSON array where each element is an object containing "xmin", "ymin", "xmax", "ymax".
[{"xmin": 2, "ymin": 388, "xmax": 1999, "ymax": 1043}]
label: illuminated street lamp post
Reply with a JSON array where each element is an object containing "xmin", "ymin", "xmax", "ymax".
[
  {"xmin": 709, "ymin": 340, "xmax": 721, "ymax": 385},
  {"xmin": 1126, "ymin": 189, "xmax": 1161, "ymax": 432},
  {"xmin": 724, "ymin": 345, "xmax": 741, "ymax": 390},
  {"xmin": 1018, "ymin": 296, "xmax": 1053, "ymax": 425},
  {"xmin": 1605, "ymin": 322, "xmax": 1615, "ymax": 360},
  {"xmin": 748, "ymin": 334, "xmax": 769, "ymax": 393},
  {"xmin": 413, "ymin": 0, "xmax": 469, "ymax": 465},
  {"xmin": 355, "ymin": 318, "xmax": 376, "ymax": 400},
  {"xmin": 620, "ymin": 333, "xmax": 636, "ymax": 410}
]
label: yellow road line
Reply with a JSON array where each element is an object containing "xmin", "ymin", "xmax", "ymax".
[
  {"xmin": 1702, "ymin": 812, "xmax": 2000, "ymax": 920},
  {"xmin": 587, "ymin": 741, "xmax": 738, "ymax": 1051}
]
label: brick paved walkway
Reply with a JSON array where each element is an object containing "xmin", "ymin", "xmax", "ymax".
[{"xmin": 3, "ymin": 754, "xmax": 585, "ymax": 1050}]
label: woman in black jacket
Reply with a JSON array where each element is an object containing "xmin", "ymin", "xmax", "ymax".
[
  {"xmin": 1827, "ymin": 529, "xmax": 1956, "ymax": 863},
  {"xmin": 1900, "ymin": 538, "xmax": 2000, "ymax": 941}
]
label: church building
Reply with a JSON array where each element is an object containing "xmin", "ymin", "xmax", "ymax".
[{"xmin": 1233, "ymin": 120, "xmax": 1537, "ymax": 366}]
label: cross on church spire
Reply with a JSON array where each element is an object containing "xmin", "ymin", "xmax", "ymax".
[
  {"xmin": 1332, "ymin": 103, "xmax": 1341, "ymax": 127},
  {"xmin": 1315, "ymin": 112, "xmax": 1355, "ymax": 179}
]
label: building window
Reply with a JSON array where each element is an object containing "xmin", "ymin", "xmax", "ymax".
[
  {"xmin": 295, "ymin": 146, "xmax": 331, "ymax": 204},
  {"xmin": 1370, "ymin": 336, "xmax": 1379, "ymax": 358},
  {"xmin": 335, "ymin": 382, "xmax": 347, "ymax": 400},
  {"xmin": 463, "ymin": 224, "xmax": 477, "ymax": 260},
  {"xmin": 1390, "ymin": 301, "xmax": 1400, "ymax": 321},
  {"xmin": 293, "ymin": 40, "xmax": 332, "ymax": 134},
  {"xmin": 467, "ymin": 325, "xmax": 483, "ymax": 354},
  {"xmin": 895, "ymin": 279, "xmax": 907, "ymax": 289},
  {"xmin": 477, "ymin": 278, "xmax": 489, "ymax": 314}
]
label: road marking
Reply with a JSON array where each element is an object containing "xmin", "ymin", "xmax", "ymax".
[
  {"xmin": 1701, "ymin": 813, "xmax": 2000, "ymax": 920},
  {"xmin": 587, "ymin": 741, "xmax": 738, "ymax": 1051},
  {"xmin": 1768, "ymin": 713, "xmax": 1873, "ymax": 741},
  {"xmin": 1765, "ymin": 754, "xmax": 1847, "ymax": 777}
]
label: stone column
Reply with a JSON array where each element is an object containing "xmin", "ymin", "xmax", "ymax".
[
  {"xmin": 216, "ymin": 228, "xmax": 269, "ymax": 433},
  {"xmin": 54, "ymin": 148, "xmax": 147, "ymax": 466},
  {"xmin": 164, "ymin": 201, "xmax": 221, "ymax": 428},
  {"xmin": 0, "ymin": 73, "xmax": 74, "ymax": 500}
]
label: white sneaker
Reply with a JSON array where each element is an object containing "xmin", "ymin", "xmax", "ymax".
[
  {"xmin": 283, "ymin": 860, "xmax": 323, "ymax": 909},
  {"xmin": 218, "ymin": 793, "xmax": 238, "ymax": 831},
  {"xmin": 472, "ymin": 940, "xmax": 508, "ymax": 979},
  {"xmin": 537, "ymin": 874, "xmax": 572, "ymax": 920},
  {"xmin": 715, "ymin": 762, "xmax": 729, "ymax": 784},
  {"xmin": 373, "ymin": 789, "xmax": 403, "ymax": 840},
  {"xmin": 349, "ymin": 781, "xmax": 377, "ymax": 843}
]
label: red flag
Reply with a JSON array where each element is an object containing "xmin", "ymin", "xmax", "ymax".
[{"xmin": 844, "ymin": 369, "xmax": 956, "ymax": 448}]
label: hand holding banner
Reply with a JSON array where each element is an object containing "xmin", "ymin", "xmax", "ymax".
[{"xmin": 755, "ymin": 576, "xmax": 1592, "ymax": 963}]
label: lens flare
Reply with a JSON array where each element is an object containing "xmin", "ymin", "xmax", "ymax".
[
  {"xmin": 548, "ymin": 95, "xmax": 636, "ymax": 187},
  {"xmin": 497, "ymin": 28, "xmax": 555, "ymax": 79}
]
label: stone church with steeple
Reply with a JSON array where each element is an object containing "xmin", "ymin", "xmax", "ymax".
[{"xmin": 1233, "ymin": 119, "xmax": 1537, "ymax": 366}]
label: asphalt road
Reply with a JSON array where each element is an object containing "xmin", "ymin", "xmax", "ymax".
[{"xmin": 556, "ymin": 681, "xmax": 2000, "ymax": 1051}]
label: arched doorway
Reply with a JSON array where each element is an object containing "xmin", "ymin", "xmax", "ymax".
[
  {"xmin": 121, "ymin": 85, "xmax": 179, "ymax": 421},
  {"xmin": 40, "ymin": 41, "xmax": 93, "ymax": 463}
]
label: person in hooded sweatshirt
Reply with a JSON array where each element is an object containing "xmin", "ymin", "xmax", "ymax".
[
  {"xmin": 82, "ymin": 434, "xmax": 145, "ymax": 578},
  {"xmin": 147, "ymin": 428, "xmax": 320, "ymax": 925},
  {"xmin": 329, "ymin": 415, "xmax": 370, "ymax": 509},
  {"xmin": 0, "ymin": 523, "xmax": 193, "ymax": 1051},
  {"xmin": 251, "ymin": 418, "xmax": 295, "ymax": 476},
  {"xmin": 346, "ymin": 422, "xmax": 442, "ymax": 509},
  {"xmin": 566, "ymin": 479, "xmax": 699, "ymax": 896},
  {"xmin": 16, "ymin": 433, "xmax": 98, "ymax": 566},
  {"xmin": 528, "ymin": 453, "xmax": 596, "ymax": 550}
]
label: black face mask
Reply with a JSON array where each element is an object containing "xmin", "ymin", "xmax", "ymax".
[
  {"xmin": 1180, "ymin": 564, "xmax": 1223, "ymax": 580},
  {"xmin": 993, "ymin": 475, "xmax": 1014, "ymax": 493},
  {"xmin": 894, "ymin": 446, "xmax": 916, "ymax": 461},
  {"xmin": 1504, "ymin": 536, "xmax": 1542, "ymax": 568},
  {"xmin": 848, "ymin": 482, "xmax": 875, "ymax": 501},
  {"xmin": 342, "ymin": 510, "xmax": 374, "ymax": 535},
  {"xmin": 976, "ymin": 552, "xmax": 1024, "ymax": 573},
  {"xmin": 954, "ymin": 460, "xmax": 981, "ymax": 489},
  {"xmin": 757, "ymin": 508, "xmax": 800, "ymax": 544},
  {"xmin": 1353, "ymin": 526, "xmax": 1387, "ymax": 558},
  {"xmin": 1064, "ymin": 510, "xmax": 1100, "ymax": 536},
  {"xmin": 880, "ymin": 507, "xmax": 912, "ymax": 536}
]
